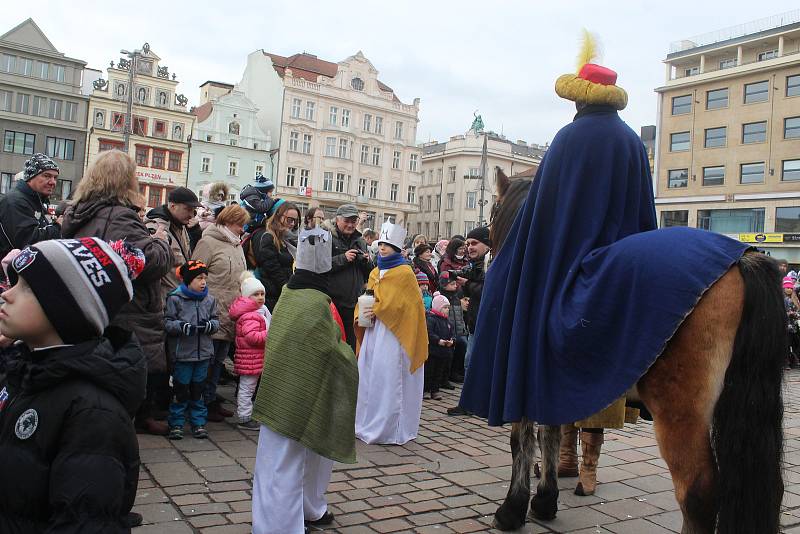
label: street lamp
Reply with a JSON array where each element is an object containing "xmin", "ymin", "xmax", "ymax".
[{"xmin": 119, "ymin": 43, "xmax": 149, "ymax": 152}]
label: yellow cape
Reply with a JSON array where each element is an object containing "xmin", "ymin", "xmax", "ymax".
[{"xmin": 355, "ymin": 265, "xmax": 428, "ymax": 373}]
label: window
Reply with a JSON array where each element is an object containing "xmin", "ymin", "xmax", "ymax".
[
  {"xmin": 45, "ymin": 137, "xmax": 75, "ymax": 160},
  {"xmin": 299, "ymin": 169, "xmax": 309, "ymax": 187},
  {"xmin": 445, "ymin": 221, "xmax": 453, "ymax": 237},
  {"xmin": 783, "ymin": 160, "xmax": 800, "ymax": 182},
  {"xmin": 785, "ymin": 117, "xmax": 800, "ymax": 139},
  {"xmin": 339, "ymin": 139, "xmax": 349, "ymax": 159},
  {"xmin": 446, "ymin": 192, "xmax": 454, "ymax": 210},
  {"xmin": 360, "ymin": 145, "xmax": 369, "ymax": 164},
  {"xmin": 384, "ymin": 183, "xmax": 396, "ymax": 202},
  {"xmin": 323, "ymin": 172, "xmax": 333, "ymax": 192},
  {"xmin": 341, "ymin": 109, "xmax": 350, "ymax": 127},
  {"xmin": 286, "ymin": 167, "xmax": 296, "ymax": 187},
  {"xmin": 407, "ymin": 185, "xmax": 416, "ymax": 203},
  {"xmin": 111, "ymin": 112, "xmax": 125, "ymax": 132},
  {"xmin": 660, "ymin": 210, "xmax": 689, "ymax": 227},
  {"xmin": 448, "ymin": 166, "xmax": 456, "ymax": 182},
  {"xmin": 427, "ymin": 170, "xmax": 434, "ymax": 184},
  {"xmin": 3, "ymin": 131, "xmax": 35, "ymax": 155},
  {"xmin": 0, "ymin": 90, "xmax": 11, "ymax": 111},
  {"xmin": 358, "ymin": 178, "xmax": 366, "ymax": 196},
  {"xmin": 305, "ymin": 101, "xmax": 315, "ymax": 121},
  {"xmin": 31, "ymin": 96, "xmax": 45, "ymax": 117},
  {"xmin": 228, "ymin": 160, "xmax": 238, "ymax": 176},
  {"xmin": 757, "ymin": 49, "xmax": 779, "ymax": 61},
  {"xmin": 706, "ymin": 88, "xmax": 728, "ymax": 110},
  {"xmin": 205, "ymin": 135, "xmax": 212, "ymax": 142},
  {"xmin": 1, "ymin": 173, "xmax": 13, "ymax": 195},
  {"xmin": 466, "ymin": 191, "xmax": 477, "ymax": 209},
  {"xmin": 329, "ymin": 106, "xmax": 338, "ymax": 125},
  {"xmin": 289, "ymin": 131, "xmax": 299, "ymax": 151},
  {"xmin": 363, "ymin": 113, "xmax": 371, "ymax": 132},
  {"xmin": 409, "ymin": 154, "xmax": 418, "ymax": 172},
  {"xmin": 742, "ymin": 122, "xmax": 766, "ymax": 144},
  {"xmin": 468, "ymin": 167, "xmax": 480, "ymax": 178},
  {"xmin": 336, "ymin": 173, "xmax": 346, "ymax": 193},
  {"xmin": 0, "ymin": 54, "xmax": 15, "ymax": 73},
  {"xmin": 133, "ymin": 116, "xmax": 147, "ymax": 136},
  {"xmin": 685, "ymin": 66, "xmax": 699, "ymax": 76},
  {"xmin": 151, "ymin": 149, "xmax": 166, "ymax": 169},
  {"xmin": 433, "ymin": 222, "xmax": 439, "ymax": 239},
  {"xmin": 744, "ymin": 81, "xmax": 769, "ymax": 104},
  {"xmin": 291, "ymin": 98, "xmax": 301, "ymax": 119},
  {"xmin": 230, "ymin": 139, "xmax": 238, "ymax": 147},
  {"xmin": 302, "ymin": 134, "xmax": 312, "ymax": 154},
  {"xmin": 255, "ymin": 164, "xmax": 264, "ymax": 175},
  {"xmin": 698, "ymin": 208, "xmax": 764, "ymax": 233},
  {"xmin": 437, "ymin": 168, "xmax": 443, "ymax": 183},
  {"xmin": 464, "ymin": 221, "xmax": 476, "ymax": 234},
  {"xmin": 135, "ymin": 146, "xmax": 149, "ymax": 166},
  {"xmin": 201, "ymin": 156, "xmax": 211, "ymax": 173},
  {"xmin": 395, "ymin": 121, "xmax": 404, "ymax": 140},
  {"xmin": 667, "ymin": 169, "xmax": 688, "ymax": 188},
  {"xmin": 417, "ymin": 222, "xmax": 422, "ymax": 234},
  {"xmin": 325, "ymin": 137, "xmax": 336, "ymax": 157},
  {"xmin": 16, "ymin": 93, "xmax": 30, "ymax": 114},
  {"xmin": 776, "ymin": 207, "xmax": 800, "ymax": 232},
  {"xmin": 369, "ymin": 180, "xmax": 378, "ymax": 199},
  {"xmin": 788, "ymin": 75, "xmax": 800, "ymax": 97},
  {"xmin": 19, "ymin": 58, "xmax": 32, "ymax": 76},
  {"xmin": 375, "ymin": 116, "xmax": 383, "ymax": 135},
  {"xmin": 392, "ymin": 151, "xmax": 401, "ymax": 170},
  {"xmin": 46, "ymin": 98, "xmax": 62, "ymax": 119},
  {"xmin": 351, "ymin": 77, "xmax": 364, "ymax": 91},
  {"xmin": 53, "ymin": 65, "xmax": 65, "ymax": 82},
  {"xmin": 168, "ymin": 152, "xmax": 181, "ymax": 171},
  {"xmin": 419, "ymin": 198, "xmax": 424, "ymax": 212},
  {"xmin": 154, "ymin": 120, "xmax": 166, "ymax": 138},
  {"xmin": 719, "ymin": 58, "xmax": 736, "ymax": 69},
  {"xmin": 64, "ymin": 102, "xmax": 77, "ymax": 122},
  {"xmin": 669, "ymin": 132, "xmax": 690, "ymax": 151},
  {"xmin": 148, "ymin": 186, "xmax": 163, "ymax": 208},
  {"xmin": 702, "ymin": 166, "xmax": 724, "ymax": 186},
  {"xmin": 436, "ymin": 194, "xmax": 441, "ymax": 209},
  {"xmin": 427, "ymin": 196, "xmax": 432, "ymax": 211},
  {"xmin": 37, "ymin": 61, "xmax": 48, "ymax": 79},
  {"xmin": 704, "ymin": 127, "xmax": 726, "ymax": 148},
  {"xmin": 372, "ymin": 147, "xmax": 381, "ymax": 166},
  {"xmin": 99, "ymin": 139, "xmax": 123, "ymax": 152},
  {"xmin": 740, "ymin": 162, "xmax": 765, "ymax": 184}
]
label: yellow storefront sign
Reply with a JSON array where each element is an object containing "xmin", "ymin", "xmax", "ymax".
[{"xmin": 738, "ymin": 233, "xmax": 784, "ymax": 243}]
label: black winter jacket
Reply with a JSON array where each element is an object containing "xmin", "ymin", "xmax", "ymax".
[
  {"xmin": 462, "ymin": 256, "xmax": 486, "ymax": 334},
  {"xmin": 440, "ymin": 287, "xmax": 468, "ymax": 337},
  {"xmin": 321, "ymin": 220, "xmax": 373, "ymax": 308},
  {"xmin": 0, "ymin": 180, "xmax": 61, "ymax": 259},
  {"xmin": 426, "ymin": 311, "xmax": 454, "ymax": 359},
  {"xmin": 252, "ymin": 228, "xmax": 295, "ymax": 311},
  {"xmin": 0, "ymin": 327, "xmax": 146, "ymax": 533}
]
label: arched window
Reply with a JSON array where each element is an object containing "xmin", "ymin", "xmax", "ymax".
[
  {"xmin": 229, "ymin": 122, "xmax": 240, "ymax": 135},
  {"xmin": 351, "ymin": 77, "xmax": 364, "ymax": 91}
]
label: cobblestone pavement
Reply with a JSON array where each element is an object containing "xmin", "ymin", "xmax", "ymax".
[{"xmin": 133, "ymin": 371, "xmax": 800, "ymax": 533}]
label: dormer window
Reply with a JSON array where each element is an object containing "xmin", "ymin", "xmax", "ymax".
[{"xmin": 351, "ymin": 77, "xmax": 364, "ymax": 91}]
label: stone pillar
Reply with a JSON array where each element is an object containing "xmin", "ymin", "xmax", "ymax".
[
  {"xmin": 737, "ymin": 46, "xmax": 743, "ymax": 66},
  {"xmin": 699, "ymin": 55, "xmax": 705, "ymax": 74}
]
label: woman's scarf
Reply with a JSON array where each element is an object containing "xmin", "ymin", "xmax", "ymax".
[
  {"xmin": 377, "ymin": 252, "xmax": 406, "ymax": 270},
  {"xmin": 179, "ymin": 284, "xmax": 209, "ymax": 300},
  {"xmin": 219, "ymin": 224, "xmax": 242, "ymax": 246}
]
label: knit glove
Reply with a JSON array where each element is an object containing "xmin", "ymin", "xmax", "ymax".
[
  {"xmin": 199, "ymin": 321, "xmax": 215, "ymax": 335},
  {"xmin": 181, "ymin": 323, "xmax": 196, "ymax": 336}
]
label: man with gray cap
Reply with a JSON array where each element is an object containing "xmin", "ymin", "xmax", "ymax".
[
  {"xmin": 321, "ymin": 204, "xmax": 373, "ymax": 350},
  {"xmin": 0, "ymin": 153, "xmax": 62, "ymax": 263}
]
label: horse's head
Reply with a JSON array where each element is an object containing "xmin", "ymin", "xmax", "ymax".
[{"xmin": 489, "ymin": 167, "xmax": 533, "ymax": 255}]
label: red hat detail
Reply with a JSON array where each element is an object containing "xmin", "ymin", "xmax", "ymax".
[{"xmin": 578, "ymin": 64, "xmax": 617, "ymax": 86}]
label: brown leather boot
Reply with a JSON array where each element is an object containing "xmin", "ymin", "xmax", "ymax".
[
  {"xmin": 557, "ymin": 424, "xmax": 579, "ymax": 477},
  {"xmin": 135, "ymin": 417, "xmax": 169, "ymax": 436},
  {"xmin": 575, "ymin": 430, "xmax": 603, "ymax": 496}
]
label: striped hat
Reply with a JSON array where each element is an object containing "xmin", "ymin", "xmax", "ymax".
[
  {"xmin": 9, "ymin": 238, "xmax": 144, "ymax": 343},
  {"xmin": 416, "ymin": 271, "xmax": 429, "ymax": 285}
]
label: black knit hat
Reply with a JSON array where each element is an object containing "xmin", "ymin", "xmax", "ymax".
[
  {"xmin": 8, "ymin": 238, "xmax": 144, "ymax": 343},
  {"xmin": 23, "ymin": 153, "xmax": 59, "ymax": 181},
  {"xmin": 176, "ymin": 260, "xmax": 208, "ymax": 287},
  {"xmin": 466, "ymin": 226, "xmax": 492, "ymax": 247}
]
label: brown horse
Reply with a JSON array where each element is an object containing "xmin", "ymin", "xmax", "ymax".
[{"xmin": 486, "ymin": 169, "xmax": 785, "ymax": 534}]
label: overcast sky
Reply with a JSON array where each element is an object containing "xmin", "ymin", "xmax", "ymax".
[{"xmin": 5, "ymin": 1, "xmax": 798, "ymax": 146}]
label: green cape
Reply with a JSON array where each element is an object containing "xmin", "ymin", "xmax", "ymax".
[{"xmin": 252, "ymin": 287, "xmax": 359, "ymax": 463}]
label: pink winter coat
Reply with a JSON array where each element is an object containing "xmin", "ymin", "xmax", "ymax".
[{"xmin": 229, "ymin": 296, "xmax": 270, "ymax": 376}]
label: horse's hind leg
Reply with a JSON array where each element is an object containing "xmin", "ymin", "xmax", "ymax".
[
  {"xmin": 530, "ymin": 424, "xmax": 560, "ymax": 520},
  {"xmin": 493, "ymin": 419, "xmax": 537, "ymax": 531},
  {"xmin": 638, "ymin": 269, "xmax": 741, "ymax": 534}
]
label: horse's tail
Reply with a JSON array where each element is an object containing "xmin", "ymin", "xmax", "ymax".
[{"xmin": 712, "ymin": 252, "xmax": 785, "ymax": 533}]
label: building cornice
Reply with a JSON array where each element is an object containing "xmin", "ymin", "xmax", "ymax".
[{"xmin": 655, "ymin": 194, "xmax": 726, "ymax": 204}]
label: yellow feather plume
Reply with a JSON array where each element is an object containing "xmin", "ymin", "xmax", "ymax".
[{"xmin": 576, "ymin": 29, "xmax": 599, "ymax": 73}]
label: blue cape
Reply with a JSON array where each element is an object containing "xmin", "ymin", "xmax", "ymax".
[{"xmin": 459, "ymin": 107, "xmax": 749, "ymax": 426}]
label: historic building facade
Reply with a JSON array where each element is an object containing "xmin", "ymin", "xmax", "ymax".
[
  {"xmin": 238, "ymin": 50, "xmax": 422, "ymax": 228},
  {"xmin": 655, "ymin": 10, "xmax": 800, "ymax": 263},
  {"xmin": 408, "ymin": 130, "xmax": 544, "ymax": 240},
  {"xmin": 0, "ymin": 19, "xmax": 88, "ymax": 201},
  {"xmin": 85, "ymin": 44, "xmax": 194, "ymax": 209},
  {"xmin": 188, "ymin": 81, "xmax": 274, "ymax": 201}
]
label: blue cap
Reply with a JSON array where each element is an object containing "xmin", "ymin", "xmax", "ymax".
[{"xmin": 254, "ymin": 173, "xmax": 275, "ymax": 191}]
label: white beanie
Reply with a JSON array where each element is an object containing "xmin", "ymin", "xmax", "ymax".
[{"xmin": 240, "ymin": 271, "xmax": 265, "ymax": 297}]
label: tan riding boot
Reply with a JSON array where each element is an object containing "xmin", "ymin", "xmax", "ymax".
[
  {"xmin": 574, "ymin": 430, "xmax": 604, "ymax": 496},
  {"xmin": 557, "ymin": 424, "xmax": 579, "ymax": 477}
]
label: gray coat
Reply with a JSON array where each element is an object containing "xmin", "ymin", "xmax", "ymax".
[{"xmin": 164, "ymin": 289, "xmax": 220, "ymax": 362}]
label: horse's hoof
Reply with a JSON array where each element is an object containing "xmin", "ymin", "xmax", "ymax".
[
  {"xmin": 530, "ymin": 492, "xmax": 558, "ymax": 521},
  {"xmin": 493, "ymin": 502, "xmax": 526, "ymax": 531}
]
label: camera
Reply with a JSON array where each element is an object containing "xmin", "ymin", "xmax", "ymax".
[{"xmin": 447, "ymin": 264, "xmax": 474, "ymax": 279}]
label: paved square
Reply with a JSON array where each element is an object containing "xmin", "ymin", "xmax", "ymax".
[{"xmin": 134, "ymin": 371, "xmax": 800, "ymax": 533}]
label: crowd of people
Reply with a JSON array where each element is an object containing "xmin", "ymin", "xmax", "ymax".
[{"xmin": 0, "ymin": 149, "xmax": 498, "ymax": 532}]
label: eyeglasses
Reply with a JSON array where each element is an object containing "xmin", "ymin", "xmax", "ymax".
[
  {"xmin": 283, "ymin": 216, "xmax": 298, "ymax": 224},
  {"xmin": 312, "ymin": 215, "xmax": 325, "ymax": 220}
]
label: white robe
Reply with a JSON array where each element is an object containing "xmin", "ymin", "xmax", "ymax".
[
  {"xmin": 355, "ymin": 315, "xmax": 425, "ymax": 445},
  {"xmin": 252, "ymin": 425, "xmax": 333, "ymax": 534}
]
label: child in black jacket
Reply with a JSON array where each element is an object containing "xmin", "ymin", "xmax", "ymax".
[{"xmin": 425, "ymin": 293, "xmax": 454, "ymax": 400}]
